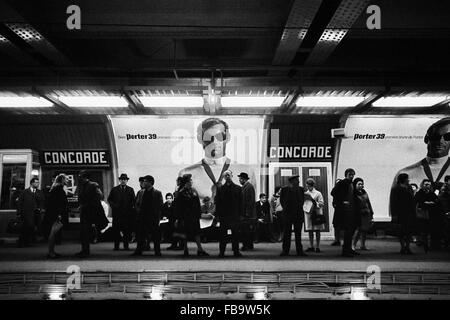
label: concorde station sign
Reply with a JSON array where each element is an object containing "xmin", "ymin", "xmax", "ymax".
[
  {"xmin": 41, "ymin": 150, "xmax": 110, "ymax": 168},
  {"xmin": 268, "ymin": 145, "xmax": 332, "ymax": 161}
]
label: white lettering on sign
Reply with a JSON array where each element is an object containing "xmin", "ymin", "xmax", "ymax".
[
  {"xmin": 43, "ymin": 151, "xmax": 109, "ymax": 166},
  {"xmin": 270, "ymin": 146, "xmax": 332, "ymax": 160}
]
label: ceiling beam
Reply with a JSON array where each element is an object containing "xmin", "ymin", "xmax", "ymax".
[
  {"xmin": 0, "ymin": 2, "xmax": 82, "ymax": 75},
  {"xmin": 0, "ymin": 31, "xmax": 43, "ymax": 66},
  {"xmin": 271, "ymin": 0, "xmax": 323, "ymax": 70},
  {"xmin": 122, "ymin": 90, "xmax": 148, "ymax": 115},
  {"xmin": 36, "ymin": 26, "xmax": 283, "ymax": 40},
  {"xmin": 33, "ymin": 88, "xmax": 79, "ymax": 115},
  {"xmin": 305, "ymin": 0, "xmax": 370, "ymax": 66},
  {"xmin": 351, "ymin": 91, "xmax": 387, "ymax": 113},
  {"xmin": 279, "ymin": 89, "xmax": 301, "ymax": 113}
]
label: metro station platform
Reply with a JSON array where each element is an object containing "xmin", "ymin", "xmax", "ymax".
[
  {"xmin": 0, "ymin": 239, "xmax": 449, "ymax": 300},
  {"xmin": 1, "ymin": 239, "xmax": 449, "ymax": 273}
]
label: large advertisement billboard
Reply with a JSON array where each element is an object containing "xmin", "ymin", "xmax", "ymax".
[
  {"xmin": 337, "ymin": 115, "xmax": 450, "ymax": 221},
  {"xmin": 109, "ymin": 116, "xmax": 266, "ymax": 202}
]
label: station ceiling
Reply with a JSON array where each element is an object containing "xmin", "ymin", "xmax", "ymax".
[{"xmin": 0, "ymin": 0, "xmax": 450, "ymax": 115}]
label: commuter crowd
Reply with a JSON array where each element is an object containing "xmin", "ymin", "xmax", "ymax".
[{"xmin": 13, "ymin": 168, "xmax": 449, "ymax": 259}]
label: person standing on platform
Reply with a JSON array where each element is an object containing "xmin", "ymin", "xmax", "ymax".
[
  {"xmin": 331, "ymin": 179, "xmax": 343, "ymax": 246},
  {"xmin": 352, "ymin": 178, "xmax": 374, "ymax": 251},
  {"xmin": 44, "ymin": 174, "xmax": 69, "ymax": 259},
  {"xmin": 108, "ymin": 173, "xmax": 135, "ymax": 251},
  {"xmin": 390, "ymin": 173, "xmax": 416, "ymax": 254},
  {"xmin": 164, "ymin": 193, "xmax": 183, "ymax": 250},
  {"xmin": 238, "ymin": 172, "xmax": 256, "ymax": 251},
  {"xmin": 414, "ymin": 179, "xmax": 439, "ymax": 253},
  {"xmin": 215, "ymin": 170, "xmax": 244, "ymax": 257},
  {"xmin": 131, "ymin": 176, "xmax": 145, "ymax": 244},
  {"xmin": 255, "ymin": 193, "xmax": 272, "ymax": 242},
  {"xmin": 279, "ymin": 175, "xmax": 307, "ymax": 257},
  {"xmin": 331, "ymin": 168, "xmax": 358, "ymax": 257},
  {"xmin": 438, "ymin": 175, "xmax": 450, "ymax": 249},
  {"xmin": 303, "ymin": 178, "xmax": 326, "ymax": 253},
  {"xmin": 76, "ymin": 171, "xmax": 108, "ymax": 258},
  {"xmin": 132, "ymin": 175, "xmax": 163, "ymax": 256},
  {"xmin": 17, "ymin": 177, "xmax": 45, "ymax": 247},
  {"xmin": 173, "ymin": 174, "xmax": 209, "ymax": 257},
  {"xmin": 270, "ymin": 187, "xmax": 284, "ymax": 242}
]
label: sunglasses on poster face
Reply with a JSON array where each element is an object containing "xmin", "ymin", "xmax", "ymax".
[
  {"xmin": 202, "ymin": 132, "xmax": 227, "ymax": 143},
  {"xmin": 426, "ymin": 132, "xmax": 450, "ymax": 142}
]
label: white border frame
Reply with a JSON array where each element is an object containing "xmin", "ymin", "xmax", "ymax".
[{"xmin": 268, "ymin": 161, "xmax": 334, "ymax": 240}]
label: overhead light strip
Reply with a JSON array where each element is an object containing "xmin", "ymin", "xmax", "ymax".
[
  {"xmin": 295, "ymin": 96, "xmax": 366, "ymax": 107},
  {"xmin": 0, "ymin": 96, "xmax": 53, "ymax": 108},
  {"xmin": 221, "ymin": 96, "xmax": 285, "ymax": 108},
  {"xmin": 56, "ymin": 96, "xmax": 129, "ymax": 108},
  {"xmin": 372, "ymin": 96, "xmax": 449, "ymax": 107},
  {"xmin": 139, "ymin": 96, "xmax": 204, "ymax": 108}
]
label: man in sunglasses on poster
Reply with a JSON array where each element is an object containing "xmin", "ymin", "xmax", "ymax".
[
  {"xmin": 392, "ymin": 117, "xmax": 450, "ymax": 194},
  {"xmin": 178, "ymin": 117, "xmax": 257, "ymax": 211}
]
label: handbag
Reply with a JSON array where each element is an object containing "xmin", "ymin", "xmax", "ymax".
[
  {"xmin": 416, "ymin": 205, "xmax": 429, "ymax": 220},
  {"xmin": 311, "ymin": 212, "xmax": 326, "ymax": 226},
  {"xmin": 7, "ymin": 217, "xmax": 23, "ymax": 234},
  {"xmin": 172, "ymin": 220, "xmax": 187, "ymax": 239}
]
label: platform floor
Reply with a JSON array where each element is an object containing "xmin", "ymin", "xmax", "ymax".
[{"xmin": 0, "ymin": 239, "xmax": 449, "ymax": 273}]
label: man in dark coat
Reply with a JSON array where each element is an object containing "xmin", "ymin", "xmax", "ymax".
[
  {"xmin": 439, "ymin": 175, "xmax": 450, "ymax": 248},
  {"xmin": 163, "ymin": 193, "xmax": 182, "ymax": 250},
  {"xmin": 331, "ymin": 168, "xmax": 358, "ymax": 257},
  {"xmin": 279, "ymin": 175, "xmax": 306, "ymax": 256},
  {"xmin": 215, "ymin": 170, "xmax": 244, "ymax": 257},
  {"xmin": 76, "ymin": 170, "xmax": 107, "ymax": 258},
  {"xmin": 255, "ymin": 193, "xmax": 272, "ymax": 242},
  {"xmin": 132, "ymin": 175, "xmax": 164, "ymax": 256},
  {"xmin": 108, "ymin": 173, "xmax": 135, "ymax": 251},
  {"xmin": 390, "ymin": 173, "xmax": 416, "ymax": 254},
  {"xmin": 17, "ymin": 177, "xmax": 45, "ymax": 247},
  {"xmin": 238, "ymin": 172, "xmax": 256, "ymax": 251}
]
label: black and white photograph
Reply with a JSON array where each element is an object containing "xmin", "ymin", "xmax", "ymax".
[{"xmin": 0, "ymin": 0, "xmax": 449, "ymax": 312}]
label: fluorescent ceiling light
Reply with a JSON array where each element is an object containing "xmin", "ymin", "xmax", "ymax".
[
  {"xmin": 221, "ymin": 96, "xmax": 285, "ymax": 108},
  {"xmin": 139, "ymin": 96, "xmax": 204, "ymax": 108},
  {"xmin": 372, "ymin": 95, "xmax": 449, "ymax": 107},
  {"xmin": 57, "ymin": 96, "xmax": 128, "ymax": 108},
  {"xmin": 0, "ymin": 96, "xmax": 53, "ymax": 108},
  {"xmin": 295, "ymin": 96, "xmax": 366, "ymax": 107}
]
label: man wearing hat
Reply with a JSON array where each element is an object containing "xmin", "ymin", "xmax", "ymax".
[
  {"xmin": 76, "ymin": 170, "xmax": 108, "ymax": 258},
  {"xmin": 279, "ymin": 175, "xmax": 307, "ymax": 256},
  {"xmin": 215, "ymin": 170, "xmax": 244, "ymax": 257},
  {"xmin": 108, "ymin": 173, "xmax": 136, "ymax": 251},
  {"xmin": 132, "ymin": 175, "xmax": 164, "ymax": 256},
  {"xmin": 238, "ymin": 172, "xmax": 256, "ymax": 251}
]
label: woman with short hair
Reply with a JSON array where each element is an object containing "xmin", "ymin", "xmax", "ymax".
[
  {"xmin": 44, "ymin": 174, "xmax": 69, "ymax": 259},
  {"xmin": 390, "ymin": 173, "xmax": 416, "ymax": 254},
  {"xmin": 303, "ymin": 178, "xmax": 326, "ymax": 253},
  {"xmin": 173, "ymin": 174, "xmax": 209, "ymax": 257},
  {"xmin": 352, "ymin": 178, "xmax": 374, "ymax": 251}
]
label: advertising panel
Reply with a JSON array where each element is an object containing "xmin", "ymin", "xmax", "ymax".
[{"xmin": 337, "ymin": 115, "xmax": 450, "ymax": 221}]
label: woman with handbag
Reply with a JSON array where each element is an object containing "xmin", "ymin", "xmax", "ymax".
[
  {"xmin": 303, "ymin": 178, "xmax": 326, "ymax": 253},
  {"xmin": 390, "ymin": 173, "xmax": 416, "ymax": 254},
  {"xmin": 173, "ymin": 174, "xmax": 209, "ymax": 257},
  {"xmin": 414, "ymin": 179, "xmax": 439, "ymax": 253},
  {"xmin": 352, "ymin": 178, "xmax": 374, "ymax": 251},
  {"xmin": 44, "ymin": 174, "xmax": 69, "ymax": 259}
]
